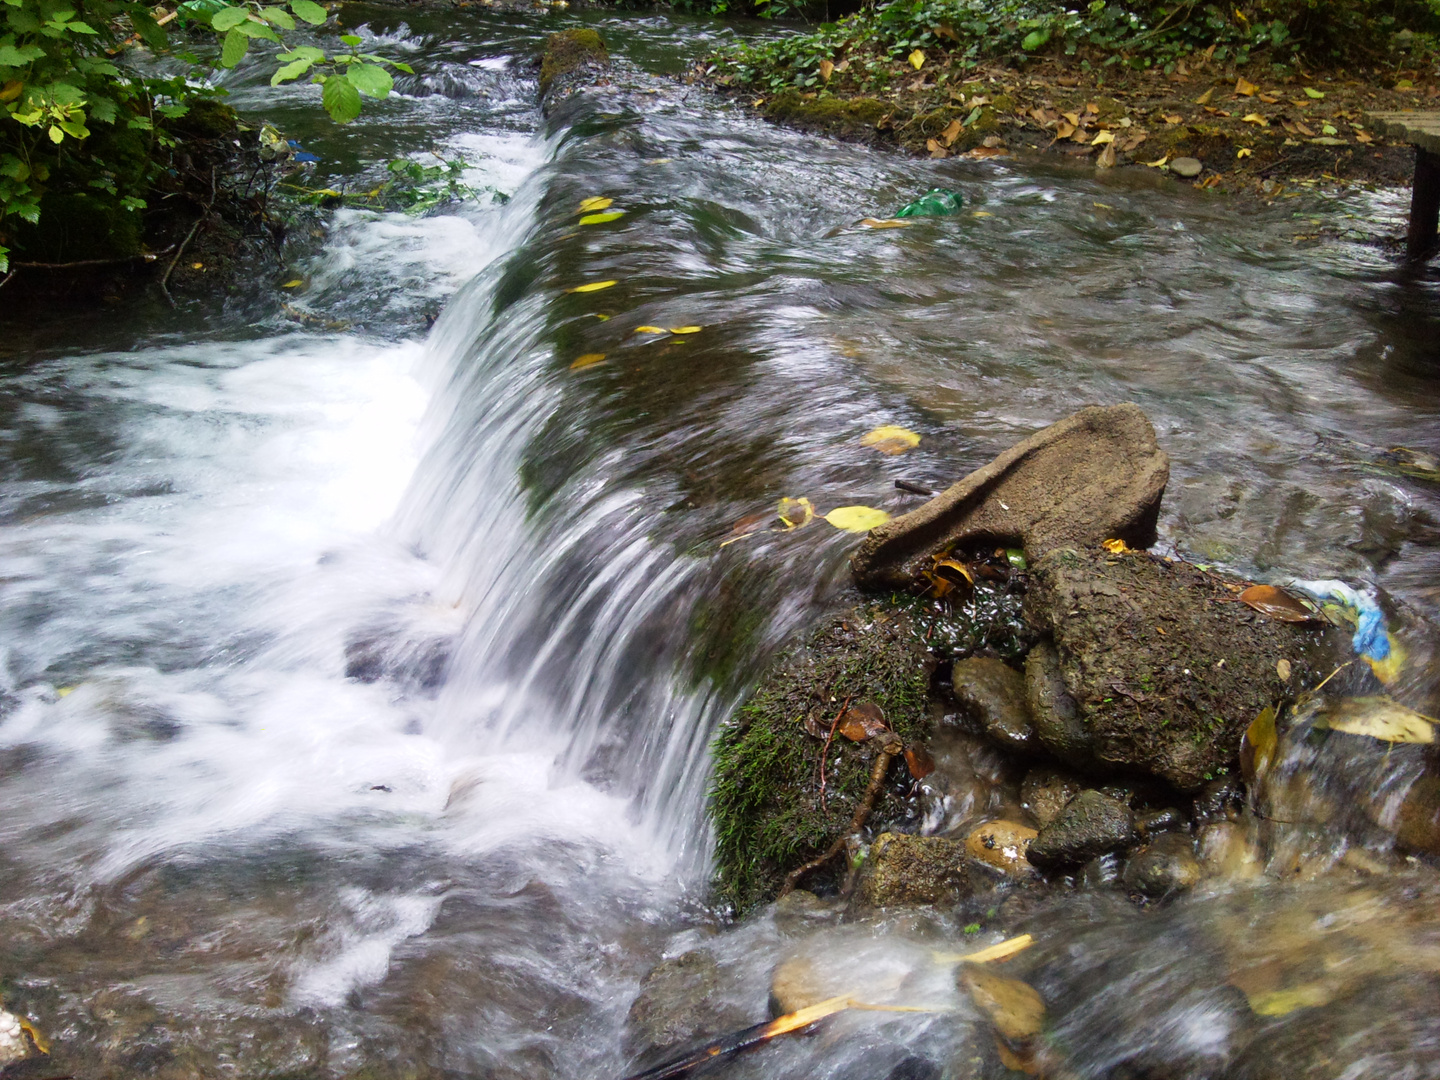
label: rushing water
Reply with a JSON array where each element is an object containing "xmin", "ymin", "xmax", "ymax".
[{"xmin": 1, "ymin": 8, "xmax": 1439, "ymax": 1079}]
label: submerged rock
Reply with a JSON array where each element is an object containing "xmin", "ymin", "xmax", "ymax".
[
  {"xmin": 625, "ymin": 951, "xmax": 750, "ymax": 1061},
  {"xmin": 1028, "ymin": 790, "xmax": 1138, "ymax": 869},
  {"xmin": 852, "ymin": 404, "xmax": 1170, "ymax": 589},
  {"xmin": 538, "ymin": 28, "xmax": 609, "ymax": 98},
  {"xmin": 1023, "ymin": 546, "xmax": 1342, "ymax": 789},
  {"xmin": 858, "ymin": 833, "xmax": 971, "ymax": 906},
  {"xmin": 949, "ymin": 657, "xmax": 1036, "ymax": 754},
  {"xmin": 1020, "ymin": 766, "xmax": 1085, "ymax": 828},
  {"xmin": 1122, "ymin": 832, "xmax": 1201, "ymax": 897}
]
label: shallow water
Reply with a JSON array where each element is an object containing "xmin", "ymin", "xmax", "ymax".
[{"xmin": 1, "ymin": 9, "xmax": 1439, "ymax": 1079}]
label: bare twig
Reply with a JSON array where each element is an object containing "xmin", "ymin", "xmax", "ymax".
[
  {"xmin": 159, "ymin": 168, "xmax": 217, "ymax": 308},
  {"xmin": 779, "ymin": 741, "xmax": 899, "ymax": 900}
]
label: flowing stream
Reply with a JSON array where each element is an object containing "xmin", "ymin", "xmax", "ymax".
[{"xmin": 1, "ymin": 9, "xmax": 1439, "ymax": 1079}]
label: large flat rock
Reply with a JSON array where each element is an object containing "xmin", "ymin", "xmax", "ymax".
[{"xmin": 852, "ymin": 404, "xmax": 1170, "ymax": 589}]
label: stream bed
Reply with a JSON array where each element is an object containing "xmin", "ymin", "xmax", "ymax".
[{"xmin": 0, "ymin": 8, "xmax": 1439, "ymax": 1079}]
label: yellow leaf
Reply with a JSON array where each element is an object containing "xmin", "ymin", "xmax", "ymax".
[
  {"xmin": 579, "ymin": 210, "xmax": 626, "ymax": 225},
  {"xmin": 55, "ymin": 686, "xmax": 74, "ymax": 698},
  {"xmin": 634, "ymin": 325, "xmax": 668, "ymax": 334},
  {"xmin": 1093, "ymin": 201, "xmax": 1114, "ymax": 210},
  {"xmin": 668, "ymin": 326, "xmax": 702, "ymax": 334},
  {"xmin": 578, "ymin": 196, "xmax": 613, "ymax": 212},
  {"xmin": 1240, "ymin": 705, "xmax": 1276, "ymax": 783},
  {"xmin": 592, "ymin": 313, "xmax": 611, "ymax": 321},
  {"xmin": 1241, "ymin": 113, "xmax": 1268, "ymax": 126},
  {"xmin": 1143, "ymin": 155, "xmax": 1170, "ymax": 167},
  {"xmin": 1091, "ymin": 130, "xmax": 1115, "ymax": 145},
  {"xmin": 1248, "ymin": 984, "xmax": 1332, "ymax": 1016},
  {"xmin": 1322, "ymin": 696, "xmax": 1436, "ymax": 745},
  {"xmin": 1234, "ymin": 76, "xmax": 1258, "ymax": 96},
  {"xmin": 858, "ymin": 217, "xmax": 911, "ymax": 229},
  {"xmin": 861, "ymin": 425, "xmax": 921, "ymax": 454},
  {"xmin": 908, "ymin": 49, "xmax": 925, "ymax": 70},
  {"xmin": 777, "ymin": 496, "xmax": 815, "ymax": 529},
  {"xmin": 819, "ymin": 59, "xmax": 834, "ymax": 80},
  {"xmin": 569, "ymin": 353, "xmax": 607, "ymax": 370},
  {"xmin": 1236, "ymin": 147, "xmax": 1254, "ymax": 158},
  {"xmin": 648, "ymin": 157, "xmax": 673, "ymax": 164},
  {"xmin": 824, "ymin": 505, "xmax": 891, "ymax": 532},
  {"xmin": 0, "ymin": 80, "xmax": 22, "ymax": 103},
  {"xmin": 17, "ymin": 1017, "xmax": 49, "ymax": 1055},
  {"xmin": 1101, "ymin": 538, "xmax": 1132, "ymax": 554},
  {"xmin": 565, "ymin": 280, "xmax": 617, "ymax": 293},
  {"xmin": 972, "ymin": 211, "xmax": 993, "ymax": 218},
  {"xmin": 1195, "ymin": 87, "xmax": 1215, "ymax": 105},
  {"xmin": 191, "ymin": 262, "xmax": 204, "ymax": 270},
  {"xmin": 281, "ymin": 279, "xmax": 303, "ymax": 288}
]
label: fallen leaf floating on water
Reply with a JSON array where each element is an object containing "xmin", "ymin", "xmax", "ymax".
[
  {"xmin": 861, "ymin": 425, "xmax": 921, "ymax": 455},
  {"xmin": 960, "ymin": 965, "xmax": 1046, "ymax": 1042},
  {"xmin": 669, "ymin": 325, "xmax": 702, "ymax": 334},
  {"xmin": 1247, "ymin": 983, "xmax": 1334, "ymax": 1017},
  {"xmin": 579, "ymin": 210, "xmax": 625, "ymax": 225},
  {"xmin": 1238, "ymin": 584, "xmax": 1320, "ymax": 623},
  {"xmin": 578, "ymin": 196, "xmax": 612, "ymax": 212},
  {"xmin": 634, "ymin": 325, "xmax": 667, "ymax": 334},
  {"xmin": 1321, "ymin": 696, "xmax": 1436, "ymax": 744},
  {"xmin": 565, "ymin": 280, "xmax": 617, "ymax": 293},
  {"xmin": 281, "ymin": 279, "xmax": 303, "ymax": 288},
  {"xmin": 824, "ymin": 505, "xmax": 891, "ymax": 532},
  {"xmin": 908, "ymin": 49, "xmax": 925, "ymax": 69},
  {"xmin": 838, "ymin": 700, "xmax": 889, "ymax": 742},
  {"xmin": 569, "ymin": 353, "xmax": 607, "ymax": 370},
  {"xmin": 858, "ymin": 217, "xmax": 911, "ymax": 229},
  {"xmin": 1235, "ymin": 76, "xmax": 1259, "ymax": 96},
  {"xmin": 777, "ymin": 496, "xmax": 815, "ymax": 529}
]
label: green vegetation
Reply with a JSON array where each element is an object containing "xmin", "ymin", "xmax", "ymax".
[
  {"xmin": 711, "ymin": 1, "xmax": 1440, "ymax": 95},
  {"xmin": 708, "ymin": 603, "xmax": 933, "ymax": 913},
  {"xmin": 1, "ymin": 0, "xmax": 412, "ymax": 273},
  {"xmin": 539, "ymin": 27, "xmax": 608, "ymax": 93}
]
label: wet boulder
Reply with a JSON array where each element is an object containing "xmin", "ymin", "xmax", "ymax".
[
  {"xmin": 1023, "ymin": 546, "xmax": 1343, "ymax": 790},
  {"xmin": 1020, "ymin": 766, "xmax": 1084, "ymax": 828},
  {"xmin": 1028, "ymin": 790, "xmax": 1138, "ymax": 870},
  {"xmin": 949, "ymin": 658, "xmax": 1037, "ymax": 754},
  {"xmin": 852, "ymin": 404, "xmax": 1169, "ymax": 589},
  {"xmin": 858, "ymin": 833, "xmax": 971, "ymax": 907},
  {"xmin": 538, "ymin": 28, "xmax": 609, "ymax": 100},
  {"xmin": 624, "ymin": 951, "xmax": 750, "ymax": 1062},
  {"xmin": 964, "ymin": 819, "xmax": 1039, "ymax": 879}
]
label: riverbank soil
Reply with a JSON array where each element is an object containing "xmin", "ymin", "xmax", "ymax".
[{"xmin": 708, "ymin": 50, "xmax": 1437, "ymax": 195}]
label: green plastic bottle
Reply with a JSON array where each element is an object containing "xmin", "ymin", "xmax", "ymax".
[{"xmin": 894, "ymin": 188, "xmax": 964, "ymax": 218}]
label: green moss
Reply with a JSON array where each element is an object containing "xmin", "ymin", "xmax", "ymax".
[
  {"xmin": 539, "ymin": 28, "xmax": 609, "ymax": 95},
  {"xmin": 762, "ymin": 92, "xmax": 893, "ymax": 140},
  {"xmin": 708, "ymin": 603, "xmax": 933, "ymax": 913}
]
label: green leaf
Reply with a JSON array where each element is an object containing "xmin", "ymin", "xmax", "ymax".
[
  {"xmin": 65, "ymin": 19, "xmax": 96, "ymax": 32},
  {"xmin": 1021, "ymin": 26, "xmax": 1050, "ymax": 50},
  {"xmin": 0, "ymin": 155, "xmax": 27, "ymax": 180},
  {"xmin": 127, "ymin": 115, "xmax": 153, "ymax": 129},
  {"xmin": 0, "ymin": 43, "xmax": 44, "ymax": 65},
  {"xmin": 0, "ymin": 246, "xmax": 8, "ymax": 274},
  {"xmin": 259, "ymin": 6, "xmax": 294, "ymax": 28},
  {"xmin": 271, "ymin": 56, "xmax": 314, "ymax": 84},
  {"xmin": 127, "ymin": 5, "xmax": 168, "ymax": 49},
  {"xmin": 47, "ymin": 123, "xmax": 63, "ymax": 143},
  {"xmin": 389, "ymin": 60, "xmax": 413, "ymax": 73},
  {"xmin": 58, "ymin": 119, "xmax": 89, "ymax": 138},
  {"xmin": 211, "ymin": 6, "xmax": 250, "ymax": 30},
  {"xmin": 278, "ymin": 45, "xmax": 324, "ymax": 61},
  {"xmin": 321, "ymin": 70, "xmax": 360, "ymax": 122},
  {"xmin": 339, "ymin": 33, "xmax": 360, "ymax": 44},
  {"xmin": 289, "ymin": 0, "xmax": 327, "ymax": 23},
  {"xmin": 89, "ymin": 96, "xmax": 117, "ymax": 122},
  {"xmin": 220, "ymin": 26, "xmax": 248, "ymax": 66},
  {"xmin": 235, "ymin": 18, "xmax": 279, "ymax": 39},
  {"xmin": 346, "ymin": 61, "xmax": 391, "ymax": 97},
  {"xmin": 1303, "ymin": 87, "xmax": 1325, "ymax": 98}
]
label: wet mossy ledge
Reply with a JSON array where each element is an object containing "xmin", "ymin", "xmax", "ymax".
[
  {"xmin": 704, "ymin": 403, "xmax": 1435, "ymax": 915},
  {"xmin": 539, "ymin": 27, "xmax": 610, "ymax": 97}
]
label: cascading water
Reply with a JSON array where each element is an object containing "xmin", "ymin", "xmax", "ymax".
[{"xmin": 0, "ymin": 7, "xmax": 1438, "ymax": 1079}]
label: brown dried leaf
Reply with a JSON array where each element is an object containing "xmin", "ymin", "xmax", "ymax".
[
  {"xmin": 1238, "ymin": 584, "xmax": 1320, "ymax": 623},
  {"xmin": 904, "ymin": 743, "xmax": 936, "ymax": 779},
  {"xmin": 838, "ymin": 701, "xmax": 889, "ymax": 742},
  {"xmin": 819, "ymin": 59, "xmax": 834, "ymax": 81},
  {"xmin": 1235, "ymin": 76, "xmax": 1259, "ymax": 96},
  {"xmin": 941, "ymin": 118, "xmax": 963, "ymax": 146},
  {"xmin": 1096, "ymin": 142, "xmax": 1117, "ymax": 168}
]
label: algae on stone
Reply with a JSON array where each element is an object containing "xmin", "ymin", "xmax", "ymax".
[
  {"xmin": 539, "ymin": 28, "xmax": 609, "ymax": 96},
  {"xmin": 709, "ymin": 603, "xmax": 933, "ymax": 913}
]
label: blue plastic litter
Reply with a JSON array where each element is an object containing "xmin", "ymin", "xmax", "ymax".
[
  {"xmin": 293, "ymin": 152, "xmax": 320, "ymax": 163},
  {"xmin": 1291, "ymin": 578, "xmax": 1390, "ymax": 661}
]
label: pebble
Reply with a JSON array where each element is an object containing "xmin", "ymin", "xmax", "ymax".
[
  {"xmin": 1020, "ymin": 767, "xmax": 1083, "ymax": 827},
  {"xmin": 1170, "ymin": 156, "xmax": 1203, "ymax": 177},
  {"xmin": 964, "ymin": 820, "xmax": 1039, "ymax": 878},
  {"xmin": 1122, "ymin": 832, "xmax": 1202, "ymax": 896},
  {"xmin": 1027, "ymin": 790, "xmax": 1138, "ymax": 869}
]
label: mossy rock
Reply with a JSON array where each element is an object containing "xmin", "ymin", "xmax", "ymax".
[
  {"xmin": 762, "ymin": 92, "xmax": 893, "ymax": 142},
  {"xmin": 709, "ymin": 603, "xmax": 933, "ymax": 913},
  {"xmin": 539, "ymin": 28, "xmax": 609, "ymax": 95}
]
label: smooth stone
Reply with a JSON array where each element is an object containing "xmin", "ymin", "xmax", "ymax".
[
  {"xmin": 1122, "ymin": 832, "xmax": 1201, "ymax": 896},
  {"xmin": 1196, "ymin": 820, "xmax": 1263, "ymax": 881},
  {"xmin": 950, "ymin": 657, "xmax": 1037, "ymax": 754},
  {"xmin": 1024, "ymin": 642, "xmax": 1093, "ymax": 766},
  {"xmin": 1170, "ymin": 156, "xmax": 1203, "ymax": 177},
  {"xmin": 625, "ymin": 951, "xmax": 750, "ymax": 1059},
  {"xmin": 1020, "ymin": 766, "xmax": 1084, "ymax": 828},
  {"xmin": 964, "ymin": 819, "xmax": 1040, "ymax": 878},
  {"xmin": 1028, "ymin": 790, "xmax": 1138, "ymax": 870}
]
